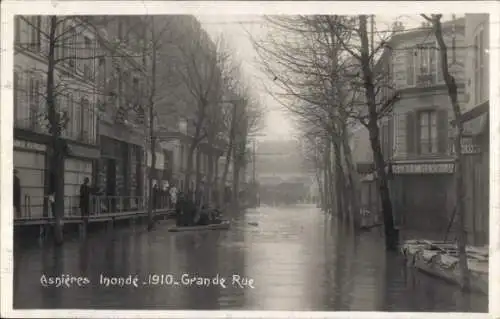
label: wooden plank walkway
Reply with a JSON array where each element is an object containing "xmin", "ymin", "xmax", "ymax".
[{"xmin": 13, "ymin": 209, "xmax": 175, "ymax": 227}]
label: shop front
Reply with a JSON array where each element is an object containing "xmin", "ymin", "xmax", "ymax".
[
  {"xmin": 64, "ymin": 143, "xmax": 100, "ymax": 217},
  {"xmin": 13, "ymin": 139, "xmax": 47, "ymax": 218},
  {"xmin": 391, "ymin": 161, "xmax": 455, "ymax": 232}
]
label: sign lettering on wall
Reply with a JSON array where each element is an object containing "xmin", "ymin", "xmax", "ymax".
[
  {"xmin": 393, "ymin": 163, "xmax": 454, "ymax": 174},
  {"xmin": 448, "ymin": 138, "xmax": 481, "ymax": 155},
  {"xmin": 14, "ymin": 139, "xmax": 46, "ymax": 152}
]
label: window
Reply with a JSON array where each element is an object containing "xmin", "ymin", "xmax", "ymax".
[
  {"xmin": 180, "ymin": 144, "xmax": 185, "ymax": 170},
  {"xmin": 83, "ymin": 36, "xmax": 93, "ymax": 80},
  {"xmin": 83, "ymin": 64, "xmax": 91, "ymax": 81},
  {"xmin": 67, "ymin": 29, "xmax": 75, "ymax": 68},
  {"xmin": 405, "ymin": 49, "xmax": 415, "ymax": 85},
  {"xmin": 436, "ymin": 47, "xmax": 444, "ymax": 82},
  {"xmin": 418, "ymin": 111, "xmax": 438, "ymax": 154},
  {"xmin": 68, "ymin": 93, "xmax": 78, "ymax": 139},
  {"xmin": 406, "ymin": 42, "xmax": 443, "ymax": 86},
  {"xmin": 80, "ymin": 98, "xmax": 90, "ymax": 141},
  {"xmin": 28, "ymin": 74, "xmax": 40, "ymax": 129},
  {"xmin": 28, "ymin": 16, "xmax": 41, "ymax": 52},
  {"xmin": 57, "ymin": 94, "xmax": 68, "ymax": 137},
  {"xmin": 416, "ymin": 43, "xmax": 437, "ymax": 85},
  {"xmin": 474, "ymin": 27, "xmax": 486, "ymax": 105},
  {"xmin": 14, "ymin": 72, "xmax": 20, "ymax": 122},
  {"xmin": 133, "ymin": 77, "xmax": 139, "ymax": 91},
  {"xmin": 15, "ymin": 16, "xmax": 21, "ymax": 44}
]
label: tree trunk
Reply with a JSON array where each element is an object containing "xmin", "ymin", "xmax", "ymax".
[
  {"xmin": 322, "ymin": 146, "xmax": 330, "ymax": 213},
  {"xmin": 314, "ymin": 168, "xmax": 324, "ymax": 207},
  {"xmin": 359, "ymin": 15, "xmax": 398, "ymax": 250},
  {"xmin": 195, "ymin": 148, "xmax": 202, "ymax": 207},
  {"xmin": 428, "ymin": 14, "xmax": 469, "ymax": 290},
  {"xmin": 219, "ymin": 100, "xmax": 238, "ymax": 207},
  {"xmin": 341, "ymin": 128, "xmax": 361, "ymax": 228},
  {"xmin": 327, "ymin": 145, "xmax": 337, "ymax": 216},
  {"xmin": 147, "ymin": 134, "xmax": 156, "ymax": 231},
  {"xmin": 147, "ymin": 21, "xmax": 158, "ymax": 232},
  {"xmin": 332, "ymin": 140, "xmax": 345, "ymax": 219},
  {"xmin": 47, "ymin": 16, "xmax": 64, "ymax": 245},
  {"xmin": 219, "ymin": 141, "xmax": 233, "ymax": 207},
  {"xmin": 184, "ymin": 143, "xmax": 196, "ymax": 200},
  {"xmin": 206, "ymin": 145, "xmax": 215, "ymax": 206},
  {"xmin": 232, "ymin": 145, "xmax": 242, "ymax": 206}
]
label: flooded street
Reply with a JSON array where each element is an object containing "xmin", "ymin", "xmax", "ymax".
[{"xmin": 14, "ymin": 205, "xmax": 487, "ymax": 311}]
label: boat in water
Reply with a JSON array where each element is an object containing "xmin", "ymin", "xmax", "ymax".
[
  {"xmin": 168, "ymin": 220, "xmax": 231, "ymax": 232},
  {"xmin": 400, "ymin": 239, "xmax": 488, "ymax": 294}
]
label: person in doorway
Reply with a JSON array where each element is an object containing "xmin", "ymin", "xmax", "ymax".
[
  {"xmin": 80, "ymin": 177, "xmax": 91, "ymax": 219},
  {"xmin": 169, "ymin": 182, "xmax": 178, "ymax": 209},
  {"xmin": 174, "ymin": 191, "xmax": 185, "ymax": 226},
  {"xmin": 152, "ymin": 183, "xmax": 159, "ymax": 209},
  {"xmin": 13, "ymin": 169, "xmax": 21, "ymax": 218}
]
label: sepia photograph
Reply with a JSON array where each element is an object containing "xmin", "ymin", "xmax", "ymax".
[{"xmin": 1, "ymin": 1, "xmax": 499, "ymax": 317}]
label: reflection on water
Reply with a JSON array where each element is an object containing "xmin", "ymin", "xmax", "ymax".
[{"xmin": 14, "ymin": 205, "xmax": 487, "ymax": 312}]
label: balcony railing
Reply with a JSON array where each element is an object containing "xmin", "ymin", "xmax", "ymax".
[
  {"xmin": 14, "ymin": 110, "xmax": 49, "ymax": 134},
  {"xmin": 14, "ymin": 194, "xmax": 175, "ymax": 220}
]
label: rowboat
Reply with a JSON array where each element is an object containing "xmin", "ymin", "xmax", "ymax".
[
  {"xmin": 400, "ymin": 239, "xmax": 488, "ymax": 294},
  {"xmin": 168, "ymin": 220, "xmax": 231, "ymax": 232}
]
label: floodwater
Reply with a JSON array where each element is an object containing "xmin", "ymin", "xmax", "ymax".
[{"xmin": 13, "ymin": 204, "xmax": 488, "ymax": 311}]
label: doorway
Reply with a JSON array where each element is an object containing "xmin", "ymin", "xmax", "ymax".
[{"xmin": 106, "ymin": 158, "xmax": 116, "ymax": 213}]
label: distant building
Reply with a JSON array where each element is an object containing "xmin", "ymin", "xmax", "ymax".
[{"xmin": 152, "ymin": 16, "xmax": 225, "ymax": 194}]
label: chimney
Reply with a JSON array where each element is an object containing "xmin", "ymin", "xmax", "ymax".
[{"xmin": 392, "ymin": 21, "xmax": 405, "ymax": 32}]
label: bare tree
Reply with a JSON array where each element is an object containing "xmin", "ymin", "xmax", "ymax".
[
  {"xmin": 140, "ymin": 16, "xmax": 178, "ymax": 231},
  {"xmin": 421, "ymin": 13, "xmax": 470, "ymax": 290},
  {"xmin": 252, "ymin": 15, "xmax": 361, "ymax": 223},
  {"xmin": 336, "ymin": 15, "xmax": 400, "ymax": 250},
  {"xmin": 14, "ymin": 16, "xmax": 119, "ymax": 244},
  {"xmin": 253, "ymin": 15, "xmax": 401, "ymax": 248},
  {"xmin": 14, "ymin": 15, "xmax": 164, "ymax": 243},
  {"xmin": 168, "ymin": 26, "xmax": 229, "ymax": 206}
]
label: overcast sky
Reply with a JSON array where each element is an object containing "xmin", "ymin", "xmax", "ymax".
[{"xmin": 196, "ymin": 14, "xmax": 460, "ymax": 142}]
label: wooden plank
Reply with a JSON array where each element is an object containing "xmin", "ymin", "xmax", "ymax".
[
  {"xmin": 13, "ymin": 209, "xmax": 175, "ymax": 227},
  {"xmin": 168, "ymin": 221, "xmax": 230, "ymax": 233}
]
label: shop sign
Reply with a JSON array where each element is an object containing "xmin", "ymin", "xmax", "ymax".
[
  {"xmin": 448, "ymin": 138, "xmax": 481, "ymax": 155},
  {"xmin": 393, "ymin": 163, "xmax": 454, "ymax": 174},
  {"xmin": 14, "ymin": 139, "xmax": 46, "ymax": 152}
]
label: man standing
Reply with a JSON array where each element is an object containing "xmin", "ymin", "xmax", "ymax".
[
  {"xmin": 80, "ymin": 177, "xmax": 91, "ymax": 218},
  {"xmin": 13, "ymin": 169, "xmax": 21, "ymax": 217},
  {"xmin": 169, "ymin": 182, "xmax": 178, "ymax": 209}
]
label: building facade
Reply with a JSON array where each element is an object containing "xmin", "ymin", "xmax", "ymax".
[
  {"xmin": 385, "ymin": 18, "xmax": 467, "ymax": 232},
  {"xmin": 461, "ymin": 14, "xmax": 489, "ymax": 245},
  {"xmin": 92, "ymin": 16, "xmax": 149, "ymax": 210},
  {"xmin": 14, "ymin": 16, "xmax": 100, "ymax": 218}
]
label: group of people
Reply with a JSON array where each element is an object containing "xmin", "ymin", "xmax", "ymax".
[
  {"xmin": 78, "ymin": 179, "xmax": 180, "ymax": 217},
  {"xmin": 174, "ymin": 190, "xmax": 224, "ymax": 227},
  {"xmin": 151, "ymin": 183, "xmax": 178, "ymax": 209}
]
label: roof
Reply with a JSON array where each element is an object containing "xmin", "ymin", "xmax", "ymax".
[{"xmin": 388, "ymin": 17, "xmax": 465, "ymax": 47}]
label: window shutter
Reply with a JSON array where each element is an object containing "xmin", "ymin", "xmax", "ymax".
[
  {"xmin": 406, "ymin": 111, "xmax": 416, "ymax": 156},
  {"xmin": 13, "ymin": 72, "xmax": 19, "ymax": 109},
  {"xmin": 437, "ymin": 109, "xmax": 449, "ymax": 154},
  {"xmin": 15, "ymin": 17, "xmax": 21, "ymax": 44},
  {"xmin": 388, "ymin": 116, "xmax": 394, "ymax": 159}
]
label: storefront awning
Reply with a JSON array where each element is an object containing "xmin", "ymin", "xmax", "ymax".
[{"xmin": 67, "ymin": 144, "xmax": 100, "ymax": 159}]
